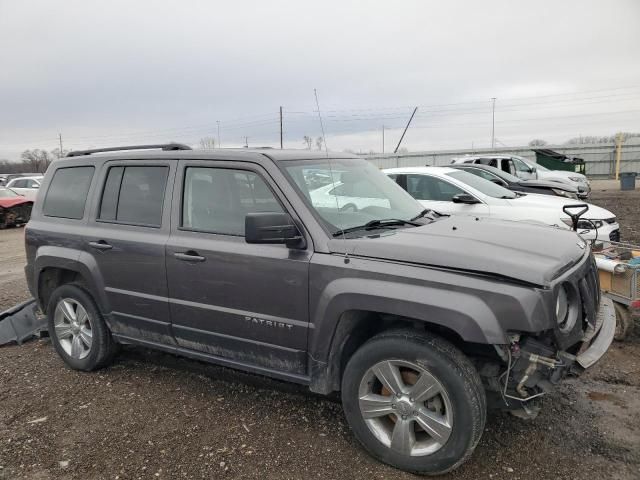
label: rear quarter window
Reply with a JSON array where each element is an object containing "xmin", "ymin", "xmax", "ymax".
[{"xmin": 43, "ymin": 166, "xmax": 95, "ymax": 219}]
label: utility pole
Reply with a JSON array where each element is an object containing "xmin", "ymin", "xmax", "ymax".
[
  {"xmin": 58, "ymin": 133, "xmax": 63, "ymax": 156},
  {"xmin": 393, "ymin": 107, "xmax": 418, "ymax": 154},
  {"xmin": 382, "ymin": 125, "xmax": 385, "ymax": 154},
  {"xmin": 491, "ymin": 97, "xmax": 496, "ymax": 149},
  {"xmin": 216, "ymin": 121, "xmax": 221, "ymax": 148},
  {"xmin": 244, "ymin": 136, "xmax": 249, "ymax": 148},
  {"xmin": 279, "ymin": 106, "xmax": 283, "ymax": 149}
]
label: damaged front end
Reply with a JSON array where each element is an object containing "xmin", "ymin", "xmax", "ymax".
[
  {"xmin": 0, "ymin": 203, "xmax": 33, "ymax": 228},
  {"xmin": 482, "ymin": 259, "xmax": 617, "ymax": 419}
]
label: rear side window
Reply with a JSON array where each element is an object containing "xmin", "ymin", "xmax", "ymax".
[
  {"xmin": 43, "ymin": 166, "xmax": 95, "ymax": 219},
  {"xmin": 99, "ymin": 166, "xmax": 168, "ymax": 227}
]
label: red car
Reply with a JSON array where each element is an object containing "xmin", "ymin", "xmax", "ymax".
[{"xmin": 0, "ymin": 187, "xmax": 33, "ymax": 228}]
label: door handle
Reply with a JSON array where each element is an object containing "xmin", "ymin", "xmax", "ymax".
[
  {"xmin": 174, "ymin": 251, "xmax": 206, "ymax": 262},
  {"xmin": 88, "ymin": 240, "xmax": 113, "ymax": 251}
]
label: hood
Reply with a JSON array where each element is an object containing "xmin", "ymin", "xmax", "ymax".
[
  {"xmin": 328, "ymin": 216, "xmax": 588, "ymax": 286},
  {"xmin": 506, "ymin": 194, "xmax": 614, "ymax": 219},
  {"xmin": 0, "ymin": 197, "xmax": 31, "ymax": 209},
  {"xmin": 539, "ymin": 170, "xmax": 587, "ymax": 182},
  {"xmin": 519, "ymin": 179, "xmax": 578, "ymax": 192}
]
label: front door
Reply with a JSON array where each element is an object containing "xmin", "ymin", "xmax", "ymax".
[
  {"xmin": 505, "ymin": 158, "xmax": 536, "ymax": 180},
  {"xmin": 403, "ymin": 173, "xmax": 490, "ymax": 217},
  {"xmin": 166, "ymin": 160, "xmax": 311, "ymax": 376}
]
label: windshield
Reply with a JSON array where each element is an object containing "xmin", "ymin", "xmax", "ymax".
[
  {"xmin": 283, "ymin": 158, "xmax": 424, "ymax": 234},
  {"xmin": 0, "ymin": 188, "xmax": 19, "ymax": 198},
  {"xmin": 468, "ymin": 165, "xmax": 521, "ymax": 183},
  {"xmin": 521, "ymin": 158, "xmax": 548, "ymax": 172},
  {"xmin": 446, "ymin": 170, "xmax": 516, "ymax": 199}
]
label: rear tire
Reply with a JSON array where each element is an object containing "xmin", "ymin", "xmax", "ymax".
[
  {"xmin": 341, "ymin": 330, "xmax": 486, "ymax": 475},
  {"xmin": 47, "ymin": 284, "xmax": 117, "ymax": 371}
]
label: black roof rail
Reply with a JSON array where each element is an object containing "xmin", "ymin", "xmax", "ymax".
[{"xmin": 66, "ymin": 143, "xmax": 192, "ymax": 157}]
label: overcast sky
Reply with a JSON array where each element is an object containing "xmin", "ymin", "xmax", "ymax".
[{"xmin": 1, "ymin": 0, "xmax": 639, "ymax": 159}]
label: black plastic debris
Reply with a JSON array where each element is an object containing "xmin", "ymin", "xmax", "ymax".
[{"xmin": 0, "ymin": 298, "xmax": 47, "ymax": 346}]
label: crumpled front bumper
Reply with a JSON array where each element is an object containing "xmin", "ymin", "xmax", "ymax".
[
  {"xmin": 575, "ymin": 296, "xmax": 616, "ymax": 369},
  {"xmin": 496, "ymin": 297, "xmax": 616, "ymax": 411}
]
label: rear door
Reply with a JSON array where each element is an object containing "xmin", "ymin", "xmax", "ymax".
[
  {"xmin": 165, "ymin": 159, "xmax": 311, "ymax": 376},
  {"xmin": 84, "ymin": 160, "xmax": 176, "ymax": 344}
]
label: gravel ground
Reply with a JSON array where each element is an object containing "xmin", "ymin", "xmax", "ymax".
[{"xmin": 0, "ymin": 187, "xmax": 639, "ymax": 480}]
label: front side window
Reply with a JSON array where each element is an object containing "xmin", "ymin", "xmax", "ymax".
[
  {"xmin": 182, "ymin": 167, "xmax": 283, "ymax": 236},
  {"xmin": 11, "ymin": 179, "xmax": 26, "ymax": 188},
  {"xmin": 406, "ymin": 174, "xmax": 464, "ymax": 201},
  {"xmin": 512, "ymin": 158, "xmax": 531, "ymax": 173},
  {"xmin": 99, "ymin": 165, "xmax": 168, "ymax": 227},
  {"xmin": 43, "ymin": 166, "xmax": 95, "ymax": 219}
]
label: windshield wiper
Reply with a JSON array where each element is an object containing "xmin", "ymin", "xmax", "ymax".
[
  {"xmin": 410, "ymin": 208, "xmax": 432, "ymax": 221},
  {"xmin": 332, "ymin": 218, "xmax": 420, "ymax": 237}
]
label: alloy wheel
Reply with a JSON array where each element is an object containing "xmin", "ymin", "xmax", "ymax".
[
  {"xmin": 54, "ymin": 298, "xmax": 93, "ymax": 360},
  {"xmin": 358, "ymin": 359, "xmax": 453, "ymax": 457}
]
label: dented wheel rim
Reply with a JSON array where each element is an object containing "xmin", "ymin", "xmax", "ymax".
[
  {"xmin": 358, "ymin": 359, "xmax": 453, "ymax": 457},
  {"xmin": 54, "ymin": 298, "xmax": 93, "ymax": 360}
]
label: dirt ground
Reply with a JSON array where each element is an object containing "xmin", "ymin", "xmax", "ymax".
[{"xmin": 0, "ymin": 187, "xmax": 639, "ymax": 480}]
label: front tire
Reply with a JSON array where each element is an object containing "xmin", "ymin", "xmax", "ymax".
[
  {"xmin": 47, "ymin": 284, "xmax": 117, "ymax": 371},
  {"xmin": 341, "ymin": 331, "xmax": 486, "ymax": 475}
]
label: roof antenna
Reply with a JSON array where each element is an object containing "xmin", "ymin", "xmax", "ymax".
[{"xmin": 314, "ymin": 89, "xmax": 349, "ymax": 264}]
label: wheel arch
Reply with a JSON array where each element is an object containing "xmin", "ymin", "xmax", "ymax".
[
  {"xmin": 309, "ymin": 307, "xmax": 490, "ymax": 395},
  {"xmin": 34, "ymin": 247, "xmax": 108, "ymax": 314}
]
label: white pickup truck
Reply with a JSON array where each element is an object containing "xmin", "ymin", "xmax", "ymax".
[{"xmin": 450, "ymin": 155, "xmax": 590, "ymax": 199}]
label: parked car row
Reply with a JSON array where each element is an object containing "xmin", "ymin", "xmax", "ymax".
[
  {"xmin": 450, "ymin": 154, "xmax": 591, "ymax": 198},
  {"xmin": 24, "ymin": 145, "xmax": 615, "ymax": 476},
  {"xmin": 384, "ymin": 166, "xmax": 619, "ymax": 242}
]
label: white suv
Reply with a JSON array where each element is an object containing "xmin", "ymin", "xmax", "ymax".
[
  {"xmin": 450, "ymin": 155, "xmax": 590, "ymax": 199},
  {"xmin": 384, "ymin": 166, "xmax": 618, "ymax": 242}
]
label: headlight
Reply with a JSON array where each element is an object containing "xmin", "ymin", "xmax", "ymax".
[
  {"xmin": 569, "ymin": 176, "xmax": 583, "ymax": 182},
  {"xmin": 556, "ymin": 283, "xmax": 577, "ymax": 334},
  {"xmin": 560, "ymin": 218, "xmax": 603, "ymax": 230},
  {"xmin": 552, "ymin": 188, "xmax": 579, "ymax": 199}
]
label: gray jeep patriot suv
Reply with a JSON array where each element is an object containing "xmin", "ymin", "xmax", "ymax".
[{"xmin": 24, "ymin": 144, "xmax": 615, "ymax": 475}]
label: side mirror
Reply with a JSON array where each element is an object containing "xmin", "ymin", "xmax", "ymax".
[
  {"xmin": 245, "ymin": 212, "xmax": 305, "ymax": 248},
  {"xmin": 452, "ymin": 193, "xmax": 480, "ymax": 204},
  {"xmin": 530, "ymin": 166, "xmax": 537, "ymax": 173}
]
